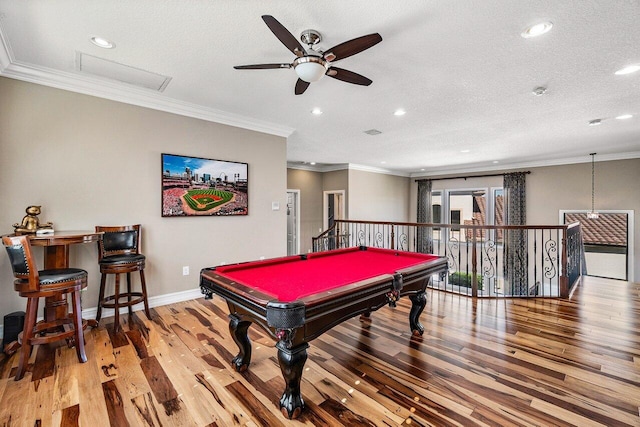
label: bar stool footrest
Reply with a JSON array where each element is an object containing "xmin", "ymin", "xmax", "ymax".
[
  {"xmin": 100, "ymin": 292, "xmax": 146, "ymax": 308},
  {"xmin": 23, "ymin": 316, "xmax": 85, "ymax": 346}
]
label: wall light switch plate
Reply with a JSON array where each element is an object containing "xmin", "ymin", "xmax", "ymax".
[{"xmin": 272, "ymin": 202, "xmax": 280, "ymax": 211}]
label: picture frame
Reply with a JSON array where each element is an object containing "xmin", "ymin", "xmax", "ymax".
[{"xmin": 161, "ymin": 153, "xmax": 248, "ymax": 217}]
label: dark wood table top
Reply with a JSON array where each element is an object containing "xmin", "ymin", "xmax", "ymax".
[{"xmin": 26, "ymin": 230, "xmax": 103, "ymax": 246}]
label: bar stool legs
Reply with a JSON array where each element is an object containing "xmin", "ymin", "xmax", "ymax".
[
  {"xmin": 17, "ymin": 298, "xmax": 39, "ymax": 380},
  {"xmin": 96, "ymin": 270, "xmax": 151, "ymax": 332}
]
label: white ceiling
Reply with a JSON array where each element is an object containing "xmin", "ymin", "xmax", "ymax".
[{"xmin": 1, "ymin": 0, "xmax": 639, "ymax": 176}]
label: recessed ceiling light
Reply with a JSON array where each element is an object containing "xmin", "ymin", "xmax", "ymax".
[
  {"xmin": 380, "ymin": 161, "xmax": 386, "ymax": 164},
  {"xmin": 588, "ymin": 119, "xmax": 602, "ymax": 126},
  {"xmin": 532, "ymin": 86, "xmax": 547, "ymax": 96},
  {"xmin": 90, "ymin": 36, "xmax": 115, "ymax": 49},
  {"xmin": 493, "ymin": 160, "xmax": 499, "ymax": 164},
  {"xmin": 521, "ymin": 21, "xmax": 553, "ymax": 38},
  {"xmin": 461, "ymin": 149, "xmax": 470, "ymax": 153},
  {"xmin": 311, "ymin": 108, "xmax": 323, "ymax": 115},
  {"xmin": 309, "ymin": 162, "xmax": 316, "ymax": 165},
  {"xmin": 393, "ymin": 109, "xmax": 406, "ymax": 116},
  {"xmin": 615, "ymin": 114, "xmax": 633, "ymax": 120},
  {"xmin": 614, "ymin": 65, "xmax": 640, "ymax": 75}
]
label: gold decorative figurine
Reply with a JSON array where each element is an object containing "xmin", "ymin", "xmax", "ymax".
[{"xmin": 13, "ymin": 205, "xmax": 53, "ymax": 235}]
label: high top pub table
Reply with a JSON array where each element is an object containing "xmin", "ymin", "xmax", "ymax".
[{"xmin": 27, "ymin": 230, "xmax": 103, "ymax": 324}]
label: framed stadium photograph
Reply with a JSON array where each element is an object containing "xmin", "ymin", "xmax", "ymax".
[{"xmin": 161, "ymin": 153, "xmax": 248, "ymax": 217}]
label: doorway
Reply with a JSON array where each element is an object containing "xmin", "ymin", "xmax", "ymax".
[
  {"xmin": 286, "ymin": 190, "xmax": 300, "ymax": 256},
  {"xmin": 323, "ymin": 190, "xmax": 345, "ymax": 250}
]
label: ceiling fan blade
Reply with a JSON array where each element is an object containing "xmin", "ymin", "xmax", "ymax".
[
  {"xmin": 262, "ymin": 15, "xmax": 305, "ymax": 57},
  {"xmin": 323, "ymin": 33, "xmax": 382, "ymax": 62},
  {"xmin": 326, "ymin": 67, "xmax": 372, "ymax": 86},
  {"xmin": 234, "ymin": 63, "xmax": 291, "ymax": 70},
  {"xmin": 295, "ymin": 79, "xmax": 310, "ymax": 95}
]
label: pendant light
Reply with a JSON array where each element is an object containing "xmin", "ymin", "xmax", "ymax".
[{"xmin": 587, "ymin": 153, "xmax": 599, "ymax": 219}]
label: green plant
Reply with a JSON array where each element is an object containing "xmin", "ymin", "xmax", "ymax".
[{"xmin": 449, "ymin": 272, "xmax": 483, "ymax": 290}]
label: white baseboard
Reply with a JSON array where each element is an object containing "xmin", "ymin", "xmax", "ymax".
[
  {"xmin": 0, "ymin": 287, "xmax": 205, "ymax": 343},
  {"xmin": 81, "ymin": 286, "xmax": 204, "ymax": 320}
]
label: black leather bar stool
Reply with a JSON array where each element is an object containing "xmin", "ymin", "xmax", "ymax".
[
  {"xmin": 2, "ymin": 235, "xmax": 88, "ymax": 380},
  {"xmin": 95, "ymin": 224, "xmax": 151, "ymax": 331}
]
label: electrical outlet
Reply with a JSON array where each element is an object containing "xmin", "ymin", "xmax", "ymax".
[{"xmin": 182, "ymin": 266, "xmax": 189, "ymax": 276}]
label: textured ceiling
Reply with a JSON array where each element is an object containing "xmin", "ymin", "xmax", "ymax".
[{"xmin": 1, "ymin": 0, "xmax": 639, "ymax": 175}]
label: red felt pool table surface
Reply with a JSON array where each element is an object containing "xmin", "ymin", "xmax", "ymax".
[{"xmin": 213, "ymin": 246, "xmax": 441, "ymax": 302}]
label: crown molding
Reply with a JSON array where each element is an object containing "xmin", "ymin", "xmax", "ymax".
[
  {"xmin": 286, "ymin": 162, "xmax": 410, "ymax": 176},
  {"xmin": 409, "ymin": 151, "xmax": 640, "ymax": 178},
  {"xmin": 0, "ymin": 19, "xmax": 12, "ymax": 72},
  {"xmin": 0, "ymin": 26, "xmax": 293, "ymax": 138},
  {"xmin": 1, "ymin": 61, "xmax": 294, "ymax": 138},
  {"xmin": 290, "ymin": 151, "xmax": 640, "ymax": 179},
  {"xmin": 286, "ymin": 162, "xmax": 347, "ymax": 172},
  {"xmin": 347, "ymin": 163, "xmax": 410, "ymax": 177}
]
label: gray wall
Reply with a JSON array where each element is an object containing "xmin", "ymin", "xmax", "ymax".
[
  {"xmin": 348, "ymin": 169, "xmax": 411, "ymax": 222},
  {"xmin": 0, "ymin": 77, "xmax": 287, "ymax": 319}
]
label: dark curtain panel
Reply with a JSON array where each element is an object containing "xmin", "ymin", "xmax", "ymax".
[
  {"xmin": 504, "ymin": 172, "xmax": 528, "ymax": 295},
  {"xmin": 416, "ymin": 179, "xmax": 433, "ymax": 253}
]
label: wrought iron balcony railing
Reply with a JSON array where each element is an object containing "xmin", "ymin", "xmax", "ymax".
[{"xmin": 313, "ymin": 220, "xmax": 585, "ymax": 298}]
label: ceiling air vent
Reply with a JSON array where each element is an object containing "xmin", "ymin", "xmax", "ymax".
[
  {"xmin": 76, "ymin": 52, "xmax": 171, "ymax": 91},
  {"xmin": 363, "ymin": 129, "xmax": 382, "ymax": 135}
]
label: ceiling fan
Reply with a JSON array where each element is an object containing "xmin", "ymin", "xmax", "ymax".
[{"xmin": 234, "ymin": 15, "xmax": 382, "ymax": 95}]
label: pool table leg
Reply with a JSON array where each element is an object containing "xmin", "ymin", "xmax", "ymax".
[
  {"xmin": 409, "ymin": 291, "xmax": 427, "ymax": 336},
  {"xmin": 229, "ymin": 314, "xmax": 252, "ymax": 371},
  {"xmin": 276, "ymin": 341, "xmax": 309, "ymax": 419}
]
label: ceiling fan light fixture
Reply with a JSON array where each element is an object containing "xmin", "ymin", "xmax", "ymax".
[{"xmin": 293, "ymin": 56, "xmax": 328, "ymax": 82}]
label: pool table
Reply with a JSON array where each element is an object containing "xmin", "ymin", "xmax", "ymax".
[{"xmin": 199, "ymin": 246, "xmax": 448, "ymax": 419}]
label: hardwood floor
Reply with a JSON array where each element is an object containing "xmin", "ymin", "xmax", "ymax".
[{"xmin": 0, "ymin": 276, "xmax": 638, "ymax": 426}]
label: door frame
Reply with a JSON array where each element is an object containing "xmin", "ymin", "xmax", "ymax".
[
  {"xmin": 286, "ymin": 189, "xmax": 300, "ymax": 255},
  {"xmin": 323, "ymin": 190, "xmax": 345, "ymax": 230}
]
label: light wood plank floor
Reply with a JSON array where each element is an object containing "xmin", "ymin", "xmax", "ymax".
[{"xmin": 0, "ymin": 276, "xmax": 638, "ymax": 426}]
